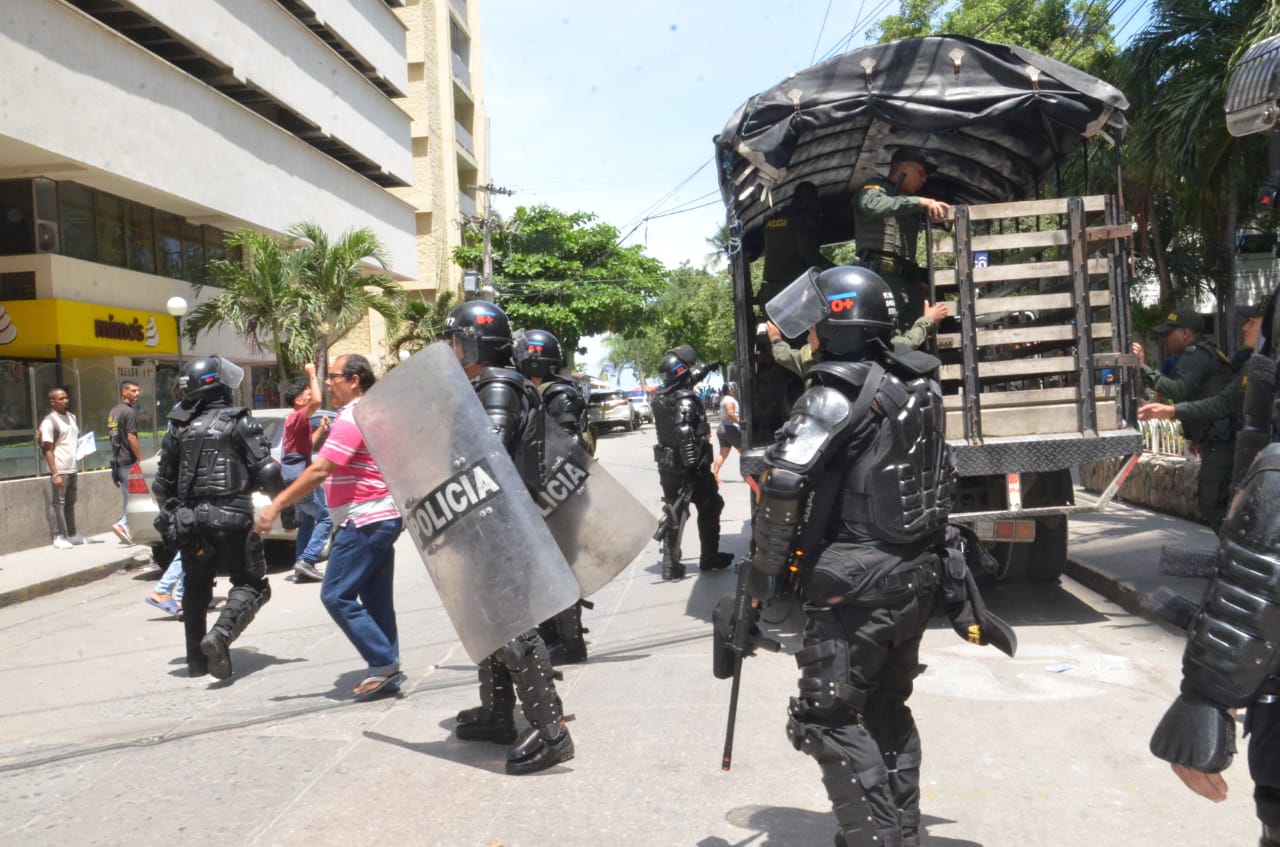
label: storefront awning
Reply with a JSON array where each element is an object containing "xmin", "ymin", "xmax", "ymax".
[{"xmin": 0, "ymin": 299, "xmax": 179, "ymax": 359}]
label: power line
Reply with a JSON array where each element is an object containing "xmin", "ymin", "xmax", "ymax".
[
  {"xmin": 619, "ymin": 157, "xmax": 713, "ymax": 232},
  {"xmin": 811, "ymin": 0, "xmax": 835, "ymax": 64}
]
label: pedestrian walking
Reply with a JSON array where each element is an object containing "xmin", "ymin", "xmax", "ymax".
[
  {"xmin": 39, "ymin": 386, "xmax": 82, "ymax": 548},
  {"xmin": 107, "ymin": 379, "xmax": 143, "ymax": 545},
  {"xmin": 711, "ymin": 381, "xmax": 742, "ymax": 484},
  {"xmin": 145, "ymin": 552, "xmax": 185, "ymax": 618},
  {"xmin": 153, "ymin": 356, "xmax": 281, "ymax": 679},
  {"xmin": 256, "ymin": 354, "xmax": 405, "ymax": 700},
  {"xmin": 282, "ymin": 363, "xmax": 332, "ymax": 582}
]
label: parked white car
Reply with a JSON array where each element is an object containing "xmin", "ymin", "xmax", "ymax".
[{"xmin": 124, "ymin": 408, "xmax": 333, "ymax": 565}]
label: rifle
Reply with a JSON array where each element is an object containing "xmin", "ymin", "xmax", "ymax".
[{"xmin": 714, "ymin": 556, "xmax": 781, "ymax": 771}]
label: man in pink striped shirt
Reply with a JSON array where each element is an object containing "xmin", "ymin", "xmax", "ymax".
[{"xmin": 257, "ymin": 354, "xmax": 405, "ymax": 700}]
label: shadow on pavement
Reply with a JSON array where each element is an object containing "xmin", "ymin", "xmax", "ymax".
[
  {"xmin": 364, "ymin": 728, "xmax": 576, "ymax": 776},
  {"xmin": 962, "ymin": 577, "xmax": 1111, "ymax": 628},
  {"xmin": 198, "ymin": 648, "xmax": 307, "ymax": 686},
  {"xmin": 695, "ymin": 805, "xmax": 982, "ymax": 847}
]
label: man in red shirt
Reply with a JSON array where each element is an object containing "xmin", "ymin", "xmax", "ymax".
[
  {"xmin": 257, "ymin": 354, "xmax": 404, "ymax": 700},
  {"xmin": 282, "ymin": 362, "xmax": 331, "ymax": 581}
]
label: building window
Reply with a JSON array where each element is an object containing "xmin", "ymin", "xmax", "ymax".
[
  {"xmin": 59, "ymin": 182, "xmax": 96, "ymax": 262},
  {"xmin": 155, "ymin": 212, "xmax": 183, "ymax": 278},
  {"xmin": 126, "ymin": 201, "xmax": 156, "ymax": 274},
  {"xmin": 182, "ymin": 222, "xmax": 205, "ymax": 282},
  {"xmin": 94, "ymin": 191, "xmax": 127, "ymax": 268},
  {"xmin": 34, "ymin": 178, "xmax": 58, "ymax": 252},
  {"xmin": 0, "ymin": 180, "xmax": 34, "ymax": 256},
  {"xmin": 0, "ymin": 271, "xmax": 36, "ymax": 299}
]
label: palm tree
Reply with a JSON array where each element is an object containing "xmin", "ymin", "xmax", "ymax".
[
  {"xmin": 186, "ymin": 229, "xmax": 311, "ymax": 390},
  {"xmin": 289, "ymin": 222, "xmax": 406, "ymax": 382},
  {"xmin": 389, "ymin": 290, "xmax": 458, "ymax": 357},
  {"xmin": 704, "ymin": 223, "xmax": 730, "ymax": 271}
]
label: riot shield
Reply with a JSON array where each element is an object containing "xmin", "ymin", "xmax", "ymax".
[
  {"xmin": 537, "ymin": 425, "xmax": 655, "ymax": 596},
  {"xmin": 354, "ymin": 343, "xmax": 580, "ymax": 663}
]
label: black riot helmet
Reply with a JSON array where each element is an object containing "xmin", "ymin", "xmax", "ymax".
[
  {"xmin": 766, "ymin": 265, "xmax": 897, "ymax": 360},
  {"xmin": 441, "ymin": 300, "xmax": 513, "ymax": 367},
  {"xmin": 512, "ymin": 328, "xmax": 565, "ymax": 380},
  {"xmin": 177, "ymin": 355, "xmax": 244, "ymax": 405},
  {"xmin": 658, "ymin": 344, "xmax": 697, "ymax": 386}
]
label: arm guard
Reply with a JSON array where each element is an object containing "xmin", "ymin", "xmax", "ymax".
[
  {"xmin": 151, "ymin": 428, "xmax": 181, "ymax": 503},
  {"xmin": 474, "ymin": 367, "xmax": 528, "ymax": 450},
  {"xmin": 674, "ymin": 395, "xmax": 708, "ymax": 468},
  {"xmin": 544, "ymin": 382, "xmax": 585, "ymax": 437},
  {"xmin": 751, "ymin": 467, "xmax": 808, "ymax": 576},
  {"xmin": 1234, "ymin": 353, "xmax": 1276, "ymax": 487},
  {"xmin": 235, "ymin": 414, "xmax": 279, "ymax": 493},
  {"xmin": 1181, "ymin": 443, "xmax": 1280, "ymax": 708}
]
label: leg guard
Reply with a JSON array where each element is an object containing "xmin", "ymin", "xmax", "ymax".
[
  {"xmin": 201, "ymin": 582, "xmax": 271, "ymax": 680},
  {"xmin": 1183, "ymin": 444, "xmax": 1280, "ymax": 708},
  {"xmin": 499, "ymin": 630, "xmax": 574, "ymax": 775},
  {"xmin": 789, "ymin": 607, "xmax": 901, "ymax": 846},
  {"xmin": 547, "ymin": 602, "xmax": 588, "ymax": 665},
  {"xmin": 456, "ymin": 656, "xmax": 517, "ymax": 744}
]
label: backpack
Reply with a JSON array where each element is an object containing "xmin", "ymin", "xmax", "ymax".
[{"xmin": 36, "ymin": 411, "xmax": 76, "ymax": 464}]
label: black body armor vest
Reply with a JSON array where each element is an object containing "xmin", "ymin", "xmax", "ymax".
[
  {"xmin": 176, "ymin": 406, "xmax": 257, "ymax": 506},
  {"xmin": 652, "ymin": 385, "xmax": 709, "ymax": 470},
  {"xmin": 540, "ymin": 378, "xmax": 586, "ymax": 437},
  {"xmin": 474, "ymin": 367, "xmax": 547, "ymax": 492},
  {"xmin": 813, "ymin": 360, "xmax": 955, "ymax": 546}
]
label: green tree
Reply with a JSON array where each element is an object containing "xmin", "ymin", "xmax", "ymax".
[
  {"xmin": 704, "ymin": 223, "xmax": 730, "ymax": 271},
  {"xmin": 605, "ymin": 264, "xmax": 736, "ymax": 377},
  {"xmin": 187, "ymin": 229, "xmax": 311, "ymax": 389},
  {"xmin": 290, "ymin": 222, "xmax": 405, "ymax": 382},
  {"xmin": 873, "ymin": 0, "xmax": 1115, "ymax": 66},
  {"xmin": 1117, "ymin": 0, "xmax": 1280, "ymax": 326},
  {"xmin": 389, "ymin": 290, "xmax": 459, "ymax": 357},
  {"xmin": 452, "ymin": 205, "xmax": 667, "ymax": 362}
]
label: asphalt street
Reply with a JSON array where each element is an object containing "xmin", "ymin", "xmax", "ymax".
[{"xmin": 0, "ymin": 424, "xmax": 1259, "ymax": 847}]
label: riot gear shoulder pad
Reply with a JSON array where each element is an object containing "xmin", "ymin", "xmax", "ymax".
[
  {"xmin": 884, "ymin": 344, "xmax": 941, "ymax": 377},
  {"xmin": 473, "ymin": 367, "xmax": 535, "ymax": 449},
  {"xmin": 752, "ymin": 467, "xmax": 810, "ymax": 576},
  {"xmin": 766, "ymin": 385, "xmax": 854, "ymax": 472}
]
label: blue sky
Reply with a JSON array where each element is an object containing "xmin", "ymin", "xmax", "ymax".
[{"xmin": 478, "ymin": 1, "xmax": 1151, "ymax": 377}]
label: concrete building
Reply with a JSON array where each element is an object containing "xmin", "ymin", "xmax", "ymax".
[
  {"xmin": 0, "ymin": 0, "xmax": 417, "ymax": 545},
  {"xmin": 390, "ymin": 0, "xmax": 488, "ymax": 307}
]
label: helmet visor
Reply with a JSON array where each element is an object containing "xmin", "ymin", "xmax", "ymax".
[
  {"xmin": 765, "ymin": 267, "xmax": 828, "ymax": 339},
  {"xmin": 215, "ymin": 357, "xmax": 245, "ymax": 391},
  {"xmin": 443, "ymin": 329, "xmax": 480, "ymax": 366}
]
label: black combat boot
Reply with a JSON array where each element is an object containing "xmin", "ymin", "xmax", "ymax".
[
  {"xmin": 699, "ymin": 552, "xmax": 734, "ymax": 571},
  {"xmin": 455, "ymin": 709, "xmax": 517, "ymax": 744},
  {"xmin": 505, "ymin": 725, "xmax": 574, "ymax": 775},
  {"xmin": 200, "ymin": 631, "xmax": 232, "ymax": 680}
]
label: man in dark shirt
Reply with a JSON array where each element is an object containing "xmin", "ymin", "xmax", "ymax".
[
  {"xmin": 108, "ymin": 379, "xmax": 143, "ymax": 545},
  {"xmin": 760, "ymin": 181, "xmax": 833, "ymax": 306}
]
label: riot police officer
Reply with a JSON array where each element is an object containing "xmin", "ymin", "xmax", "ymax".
[
  {"xmin": 1150, "ymin": 292, "xmax": 1280, "ymax": 847},
  {"xmin": 443, "ymin": 302, "xmax": 575, "ymax": 775},
  {"xmin": 650, "ymin": 345, "xmax": 733, "ymax": 580},
  {"xmin": 514, "ymin": 328, "xmax": 591, "ymax": 665},
  {"xmin": 152, "ymin": 356, "xmax": 282, "ymax": 679},
  {"xmin": 752, "ymin": 266, "xmax": 957, "ymax": 847}
]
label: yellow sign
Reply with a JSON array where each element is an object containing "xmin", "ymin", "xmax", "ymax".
[{"xmin": 0, "ymin": 299, "xmax": 178, "ymax": 359}]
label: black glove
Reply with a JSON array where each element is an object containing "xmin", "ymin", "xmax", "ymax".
[{"xmin": 1149, "ymin": 694, "xmax": 1237, "ymax": 772}]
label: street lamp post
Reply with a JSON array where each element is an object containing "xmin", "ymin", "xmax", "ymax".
[{"xmin": 166, "ymin": 296, "xmax": 188, "ymax": 372}]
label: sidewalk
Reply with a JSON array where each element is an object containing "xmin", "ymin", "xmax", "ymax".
[
  {"xmin": 0, "ymin": 531, "xmax": 151, "ymax": 609},
  {"xmin": 0, "ymin": 490, "xmax": 1218, "ymax": 627}
]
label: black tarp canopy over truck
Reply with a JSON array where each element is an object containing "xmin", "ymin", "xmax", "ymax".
[{"xmin": 714, "ymin": 35, "xmax": 1142, "ymax": 580}]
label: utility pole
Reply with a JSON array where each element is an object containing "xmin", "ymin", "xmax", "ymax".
[{"xmin": 467, "ymin": 182, "xmax": 514, "ymax": 301}]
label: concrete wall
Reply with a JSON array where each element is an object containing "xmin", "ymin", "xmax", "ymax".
[
  {"xmin": 1081, "ymin": 454, "xmax": 1202, "ymax": 523},
  {"xmin": 298, "ymin": 0, "xmax": 411, "ymax": 92},
  {"xmin": 0, "ymin": 469, "xmax": 126, "ymax": 556},
  {"xmin": 0, "ymin": 1, "xmax": 418, "ymax": 276}
]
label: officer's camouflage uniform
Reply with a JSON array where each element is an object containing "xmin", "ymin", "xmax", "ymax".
[
  {"xmin": 1143, "ymin": 336, "xmax": 1236, "ymax": 529},
  {"xmin": 853, "ymin": 176, "xmax": 936, "ymax": 350}
]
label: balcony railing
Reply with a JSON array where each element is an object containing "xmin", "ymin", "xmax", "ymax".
[
  {"xmin": 451, "ymin": 52, "xmax": 470, "ymax": 89},
  {"xmin": 459, "ymin": 192, "xmax": 476, "ymax": 217},
  {"xmin": 455, "ymin": 121, "xmax": 474, "ymax": 154}
]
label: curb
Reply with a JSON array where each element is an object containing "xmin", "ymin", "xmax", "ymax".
[
  {"xmin": 0, "ymin": 554, "xmax": 149, "ymax": 610},
  {"xmin": 1064, "ymin": 558, "xmax": 1191, "ymax": 635}
]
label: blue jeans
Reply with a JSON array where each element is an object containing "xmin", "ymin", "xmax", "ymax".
[
  {"xmin": 294, "ymin": 486, "xmax": 332, "ymax": 564},
  {"xmin": 155, "ymin": 553, "xmax": 185, "ymax": 602},
  {"xmin": 321, "ymin": 518, "xmax": 402, "ymax": 672}
]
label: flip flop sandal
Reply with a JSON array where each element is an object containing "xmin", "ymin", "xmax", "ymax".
[
  {"xmin": 354, "ymin": 671, "xmax": 406, "ymax": 700},
  {"xmin": 145, "ymin": 596, "xmax": 181, "ymax": 617}
]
